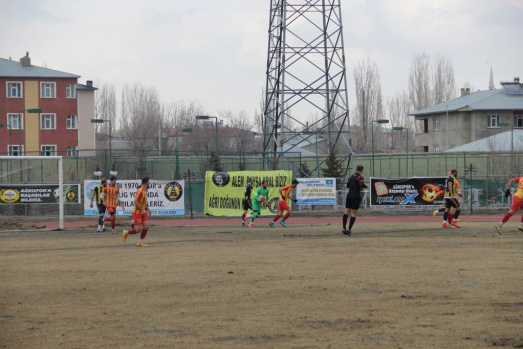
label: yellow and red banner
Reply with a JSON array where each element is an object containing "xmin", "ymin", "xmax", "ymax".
[{"xmin": 204, "ymin": 170, "xmax": 293, "ymax": 216}]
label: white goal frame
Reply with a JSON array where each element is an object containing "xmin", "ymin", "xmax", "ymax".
[{"xmin": 0, "ymin": 156, "xmax": 64, "ymax": 230}]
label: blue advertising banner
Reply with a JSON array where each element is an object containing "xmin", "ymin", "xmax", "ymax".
[{"xmin": 296, "ymin": 178, "xmax": 337, "ymax": 205}]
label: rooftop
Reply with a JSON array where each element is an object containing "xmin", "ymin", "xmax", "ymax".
[
  {"xmin": 445, "ymin": 130, "xmax": 523, "ymax": 153},
  {"xmin": 411, "ymin": 85, "xmax": 523, "ymax": 117},
  {"xmin": 0, "ymin": 56, "xmax": 80, "ymax": 79}
]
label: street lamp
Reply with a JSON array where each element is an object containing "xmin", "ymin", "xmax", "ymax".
[
  {"xmin": 371, "ymin": 119, "xmax": 389, "ymax": 177},
  {"xmin": 91, "ymin": 118, "xmax": 112, "ymax": 176},
  {"xmin": 19, "ymin": 108, "xmax": 42, "ymax": 154},
  {"xmin": 0, "ymin": 123, "xmax": 12, "ymax": 155},
  {"xmin": 195, "ymin": 115, "xmax": 219, "ymax": 155},
  {"xmin": 392, "ymin": 126, "xmax": 409, "ymax": 176},
  {"xmin": 500, "ymin": 122, "xmax": 514, "ymax": 175},
  {"xmin": 176, "ymin": 128, "xmax": 193, "ymax": 179},
  {"xmin": 464, "ymin": 163, "xmax": 478, "ymax": 215}
]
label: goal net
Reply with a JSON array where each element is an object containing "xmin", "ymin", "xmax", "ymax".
[{"xmin": 0, "ymin": 156, "xmax": 74, "ymax": 230}]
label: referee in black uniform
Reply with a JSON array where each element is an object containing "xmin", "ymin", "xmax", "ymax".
[{"xmin": 342, "ymin": 165, "xmax": 368, "ymax": 236}]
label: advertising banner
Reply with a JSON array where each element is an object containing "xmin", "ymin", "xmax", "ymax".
[
  {"xmin": 369, "ymin": 177, "xmax": 446, "ymax": 206},
  {"xmin": 0, "ymin": 184, "xmax": 80, "ymax": 204},
  {"xmin": 204, "ymin": 170, "xmax": 293, "ymax": 216},
  {"xmin": 83, "ymin": 180, "xmax": 185, "ymax": 216},
  {"xmin": 296, "ymin": 178, "xmax": 337, "ymax": 205}
]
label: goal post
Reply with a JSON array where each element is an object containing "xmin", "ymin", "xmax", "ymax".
[{"xmin": 0, "ymin": 156, "xmax": 66, "ymax": 230}]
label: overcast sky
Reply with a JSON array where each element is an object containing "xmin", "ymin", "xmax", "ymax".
[{"xmin": 1, "ymin": 0, "xmax": 522, "ymax": 121}]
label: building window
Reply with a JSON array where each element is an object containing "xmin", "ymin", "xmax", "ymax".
[
  {"xmin": 40, "ymin": 114, "xmax": 56, "ymax": 130},
  {"xmin": 435, "ymin": 145, "xmax": 440, "ymax": 152},
  {"xmin": 66, "ymin": 115, "xmax": 78, "ymax": 129},
  {"xmin": 67, "ymin": 146, "xmax": 78, "ymax": 157},
  {"xmin": 41, "ymin": 145, "xmax": 57, "ymax": 156},
  {"xmin": 515, "ymin": 114, "xmax": 523, "ymax": 128},
  {"xmin": 40, "ymin": 82, "xmax": 56, "ymax": 98},
  {"xmin": 487, "ymin": 114, "xmax": 500, "ymax": 128},
  {"xmin": 6, "ymin": 82, "xmax": 22, "ymax": 98},
  {"xmin": 66, "ymin": 84, "xmax": 77, "ymax": 98},
  {"xmin": 7, "ymin": 145, "xmax": 24, "ymax": 156},
  {"xmin": 7, "ymin": 114, "xmax": 23, "ymax": 130},
  {"xmin": 433, "ymin": 118, "xmax": 440, "ymax": 131}
]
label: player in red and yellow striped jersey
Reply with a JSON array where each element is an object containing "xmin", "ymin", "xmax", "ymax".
[
  {"xmin": 495, "ymin": 176, "xmax": 523, "ymax": 234},
  {"xmin": 122, "ymin": 177, "xmax": 152, "ymax": 246},
  {"xmin": 269, "ymin": 179, "xmax": 299, "ymax": 228},
  {"xmin": 102, "ymin": 176, "xmax": 125, "ymax": 234}
]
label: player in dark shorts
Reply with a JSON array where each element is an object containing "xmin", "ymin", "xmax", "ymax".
[
  {"xmin": 443, "ymin": 168, "xmax": 460, "ymax": 228},
  {"xmin": 89, "ymin": 178, "xmax": 107, "ymax": 232},
  {"xmin": 241, "ymin": 177, "xmax": 254, "ymax": 226},
  {"xmin": 342, "ymin": 165, "xmax": 368, "ymax": 236}
]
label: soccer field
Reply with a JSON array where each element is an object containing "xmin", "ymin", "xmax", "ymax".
[{"xmin": 1, "ymin": 221, "xmax": 522, "ymax": 348}]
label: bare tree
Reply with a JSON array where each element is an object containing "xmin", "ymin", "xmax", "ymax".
[
  {"xmin": 163, "ymin": 100, "xmax": 205, "ymax": 130},
  {"xmin": 387, "ymin": 91, "xmax": 414, "ymax": 150},
  {"xmin": 353, "ymin": 58, "xmax": 384, "ymax": 150},
  {"xmin": 95, "ymin": 80, "xmax": 117, "ymax": 139},
  {"xmin": 119, "ymin": 82, "xmax": 160, "ymax": 152},
  {"xmin": 219, "ymin": 110, "xmax": 255, "ymax": 154},
  {"xmin": 253, "ymin": 88, "xmax": 265, "ymax": 134},
  {"xmin": 408, "ymin": 52, "xmax": 432, "ymax": 112},
  {"xmin": 432, "ymin": 55, "xmax": 456, "ymax": 104}
]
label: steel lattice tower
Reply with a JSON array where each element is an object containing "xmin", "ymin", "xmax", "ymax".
[{"xmin": 263, "ymin": 0, "xmax": 352, "ymax": 171}]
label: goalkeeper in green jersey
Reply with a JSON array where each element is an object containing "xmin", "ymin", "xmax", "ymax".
[{"xmin": 247, "ymin": 180, "xmax": 270, "ymax": 228}]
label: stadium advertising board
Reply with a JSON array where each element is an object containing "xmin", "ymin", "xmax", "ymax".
[
  {"xmin": 296, "ymin": 178, "xmax": 337, "ymax": 205},
  {"xmin": 204, "ymin": 170, "xmax": 293, "ymax": 216},
  {"xmin": 83, "ymin": 180, "xmax": 185, "ymax": 216},
  {"xmin": 0, "ymin": 184, "xmax": 80, "ymax": 204},
  {"xmin": 369, "ymin": 177, "xmax": 446, "ymax": 206}
]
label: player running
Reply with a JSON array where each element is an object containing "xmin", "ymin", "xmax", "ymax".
[
  {"xmin": 123, "ymin": 177, "xmax": 152, "ymax": 246},
  {"xmin": 90, "ymin": 178, "xmax": 107, "ymax": 232},
  {"xmin": 269, "ymin": 179, "xmax": 299, "ymax": 228},
  {"xmin": 443, "ymin": 169, "xmax": 460, "ymax": 228},
  {"xmin": 433, "ymin": 173, "xmax": 462, "ymax": 224},
  {"xmin": 241, "ymin": 177, "xmax": 254, "ymax": 226},
  {"xmin": 342, "ymin": 165, "xmax": 368, "ymax": 236},
  {"xmin": 102, "ymin": 176, "xmax": 125, "ymax": 234},
  {"xmin": 495, "ymin": 176, "xmax": 523, "ymax": 234},
  {"xmin": 247, "ymin": 180, "xmax": 270, "ymax": 228}
]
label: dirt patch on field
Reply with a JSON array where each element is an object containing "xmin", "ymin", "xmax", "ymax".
[{"xmin": 1, "ymin": 220, "xmax": 522, "ymax": 348}]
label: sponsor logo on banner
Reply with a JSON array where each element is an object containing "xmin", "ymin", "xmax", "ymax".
[
  {"xmin": 83, "ymin": 180, "xmax": 185, "ymax": 216},
  {"xmin": 0, "ymin": 185, "xmax": 80, "ymax": 204},
  {"xmin": 296, "ymin": 178, "xmax": 337, "ymax": 205},
  {"xmin": 204, "ymin": 170, "xmax": 293, "ymax": 216},
  {"xmin": 369, "ymin": 177, "xmax": 446, "ymax": 206}
]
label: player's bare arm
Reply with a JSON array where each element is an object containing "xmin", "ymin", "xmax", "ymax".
[{"xmin": 90, "ymin": 190, "xmax": 96, "ymax": 208}]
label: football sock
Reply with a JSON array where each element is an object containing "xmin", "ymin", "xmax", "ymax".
[
  {"xmin": 349, "ymin": 217, "xmax": 356, "ymax": 230},
  {"xmin": 98, "ymin": 216, "xmax": 104, "ymax": 226},
  {"xmin": 140, "ymin": 229, "xmax": 148, "ymax": 239},
  {"xmin": 454, "ymin": 210, "xmax": 460, "ymax": 221},
  {"xmin": 250, "ymin": 212, "xmax": 259, "ymax": 222},
  {"xmin": 342, "ymin": 214, "xmax": 348, "ymax": 229},
  {"xmin": 443, "ymin": 211, "xmax": 448, "ymax": 223},
  {"xmin": 242, "ymin": 213, "xmax": 246, "ymax": 222},
  {"xmin": 273, "ymin": 214, "xmax": 280, "ymax": 222},
  {"xmin": 502, "ymin": 212, "xmax": 513, "ymax": 223},
  {"xmin": 282, "ymin": 212, "xmax": 291, "ymax": 221},
  {"xmin": 128, "ymin": 229, "xmax": 136, "ymax": 234},
  {"xmin": 111, "ymin": 219, "xmax": 116, "ymax": 229},
  {"xmin": 448, "ymin": 214, "xmax": 453, "ymax": 223}
]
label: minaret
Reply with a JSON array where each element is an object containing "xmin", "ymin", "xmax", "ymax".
[{"xmin": 489, "ymin": 64, "xmax": 495, "ymax": 90}]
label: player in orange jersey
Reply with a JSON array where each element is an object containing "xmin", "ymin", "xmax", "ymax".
[
  {"xmin": 122, "ymin": 177, "xmax": 152, "ymax": 246},
  {"xmin": 102, "ymin": 176, "xmax": 125, "ymax": 234},
  {"xmin": 269, "ymin": 179, "xmax": 299, "ymax": 228},
  {"xmin": 495, "ymin": 176, "xmax": 523, "ymax": 234}
]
